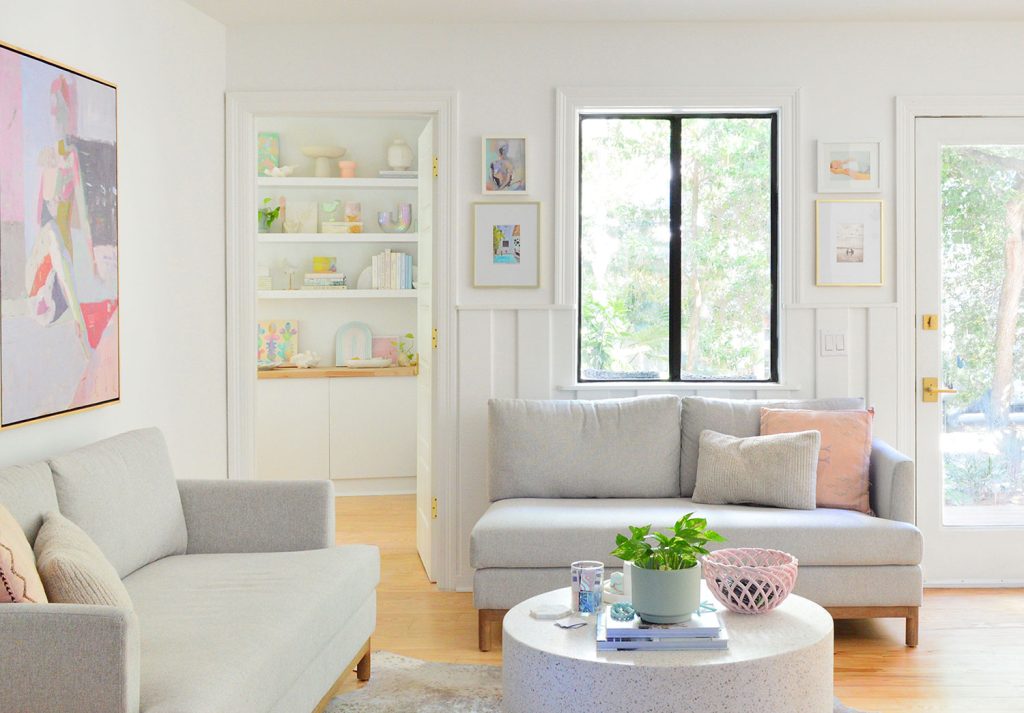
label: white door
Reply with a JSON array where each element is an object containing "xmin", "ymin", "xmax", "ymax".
[
  {"xmin": 415, "ymin": 119, "xmax": 437, "ymax": 581},
  {"xmin": 916, "ymin": 117, "xmax": 1024, "ymax": 584}
]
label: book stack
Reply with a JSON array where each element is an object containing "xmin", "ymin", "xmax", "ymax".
[
  {"xmin": 596, "ymin": 601, "xmax": 728, "ymax": 651},
  {"xmin": 371, "ymin": 249, "xmax": 414, "ymax": 290},
  {"xmin": 302, "ymin": 272, "xmax": 347, "ymax": 290}
]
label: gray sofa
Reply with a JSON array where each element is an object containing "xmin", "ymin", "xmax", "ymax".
[
  {"xmin": 471, "ymin": 395, "xmax": 922, "ymax": 650},
  {"xmin": 0, "ymin": 428, "xmax": 378, "ymax": 713}
]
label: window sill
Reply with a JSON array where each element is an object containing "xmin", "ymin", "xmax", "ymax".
[{"xmin": 558, "ymin": 381, "xmax": 802, "ymax": 393}]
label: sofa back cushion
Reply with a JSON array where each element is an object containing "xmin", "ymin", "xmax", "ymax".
[
  {"xmin": 680, "ymin": 396, "xmax": 865, "ymax": 497},
  {"xmin": 489, "ymin": 395, "xmax": 682, "ymax": 500},
  {"xmin": 48, "ymin": 428, "xmax": 187, "ymax": 578},
  {"xmin": 0, "ymin": 461, "xmax": 58, "ymax": 546}
]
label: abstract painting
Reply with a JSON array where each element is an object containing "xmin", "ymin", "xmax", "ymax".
[
  {"xmin": 257, "ymin": 320, "xmax": 299, "ymax": 363},
  {"xmin": 0, "ymin": 43, "xmax": 119, "ymax": 428},
  {"xmin": 482, "ymin": 136, "xmax": 526, "ymax": 193},
  {"xmin": 473, "ymin": 202, "xmax": 540, "ymax": 287}
]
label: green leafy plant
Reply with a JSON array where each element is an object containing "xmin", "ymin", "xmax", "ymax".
[
  {"xmin": 611, "ymin": 513, "xmax": 725, "ymax": 571},
  {"xmin": 393, "ymin": 332, "xmax": 417, "ymax": 367},
  {"xmin": 259, "ymin": 197, "xmax": 281, "ymax": 232}
]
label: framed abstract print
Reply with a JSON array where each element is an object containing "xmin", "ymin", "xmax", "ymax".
[
  {"xmin": 472, "ymin": 202, "xmax": 540, "ymax": 287},
  {"xmin": 0, "ymin": 42, "xmax": 119, "ymax": 427}
]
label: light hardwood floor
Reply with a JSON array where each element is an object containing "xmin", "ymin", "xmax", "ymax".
[{"xmin": 335, "ymin": 495, "xmax": 1024, "ymax": 711}]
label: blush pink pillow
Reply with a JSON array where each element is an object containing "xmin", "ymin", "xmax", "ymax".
[{"xmin": 760, "ymin": 408, "xmax": 874, "ymax": 514}]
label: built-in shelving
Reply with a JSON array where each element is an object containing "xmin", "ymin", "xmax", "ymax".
[
  {"xmin": 257, "ymin": 233, "xmax": 418, "ymax": 244},
  {"xmin": 257, "ymin": 289, "xmax": 415, "ymax": 300},
  {"xmin": 257, "ymin": 177, "xmax": 417, "ymax": 189},
  {"xmin": 258, "ymin": 365, "xmax": 417, "ymax": 380}
]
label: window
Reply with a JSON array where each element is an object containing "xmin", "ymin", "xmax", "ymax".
[{"xmin": 578, "ymin": 113, "xmax": 778, "ymax": 382}]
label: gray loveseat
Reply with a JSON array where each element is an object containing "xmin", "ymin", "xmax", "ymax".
[
  {"xmin": 471, "ymin": 395, "xmax": 922, "ymax": 650},
  {"xmin": 0, "ymin": 428, "xmax": 378, "ymax": 713}
]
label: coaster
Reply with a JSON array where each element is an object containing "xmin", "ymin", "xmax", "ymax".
[{"xmin": 530, "ymin": 604, "xmax": 572, "ymax": 620}]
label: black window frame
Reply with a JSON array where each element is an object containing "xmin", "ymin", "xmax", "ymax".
[{"xmin": 576, "ymin": 111, "xmax": 780, "ymax": 384}]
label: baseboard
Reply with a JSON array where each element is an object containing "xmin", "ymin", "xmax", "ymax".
[
  {"xmin": 925, "ymin": 579, "xmax": 1024, "ymax": 588},
  {"xmin": 454, "ymin": 572, "xmax": 474, "ymax": 592},
  {"xmin": 331, "ymin": 477, "xmax": 415, "ymax": 497}
]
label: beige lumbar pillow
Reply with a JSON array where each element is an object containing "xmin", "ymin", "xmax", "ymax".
[
  {"xmin": 692, "ymin": 429, "xmax": 821, "ymax": 510},
  {"xmin": 0, "ymin": 503, "xmax": 48, "ymax": 603},
  {"xmin": 33, "ymin": 511, "xmax": 133, "ymax": 609}
]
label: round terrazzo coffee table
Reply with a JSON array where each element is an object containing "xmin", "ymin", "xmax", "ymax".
[{"xmin": 502, "ymin": 587, "xmax": 833, "ymax": 713}]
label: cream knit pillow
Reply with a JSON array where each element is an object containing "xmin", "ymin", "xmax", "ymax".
[
  {"xmin": 33, "ymin": 512, "xmax": 133, "ymax": 609},
  {"xmin": 692, "ymin": 429, "xmax": 821, "ymax": 510}
]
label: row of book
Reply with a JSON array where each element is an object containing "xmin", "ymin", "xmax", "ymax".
[
  {"xmin": 372, "ymin": 249, "xmax": 414, "ymax": 290},
  {"xmin": 595, "ymin": 600, "xmax": 729, "ymax": 651}
]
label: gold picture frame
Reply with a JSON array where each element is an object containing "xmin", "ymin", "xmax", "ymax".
[{"xmin": 815, "ymin": 199, "xmax": 883, "ymax": 287}]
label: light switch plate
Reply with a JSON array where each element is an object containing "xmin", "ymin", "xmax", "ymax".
[{"xmin": 819, "ymin": 330, "xmax": 848, "ymax": 357}]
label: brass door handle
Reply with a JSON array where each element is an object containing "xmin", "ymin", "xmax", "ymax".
[{"xmin": 922, "ymin": 377, "xmax": 958, "ymax": 403}]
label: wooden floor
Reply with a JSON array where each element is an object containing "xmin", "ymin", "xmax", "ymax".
[{"xmin": 335, "ymin": 495, "xmax": 1024, "ymax": 711}]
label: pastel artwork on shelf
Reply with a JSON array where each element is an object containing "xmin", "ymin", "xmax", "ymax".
[
  {"xmin": 372, "ymin": 336, "xmax": 399, "ymax": 365},
  {"xmin": 313, "ymin": 256, "xmax": 337, "ymax": 273},
  {"xmin": 257, "ymin": 320, "xmax": 299, "ymax": 363},
  {"xmin": 257, "ymin": 132, "xmax": 279, "ymax": 175}
]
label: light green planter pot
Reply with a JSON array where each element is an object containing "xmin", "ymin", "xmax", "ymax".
[{"xmin": 630, "ymin": 562, "xmax": 702, "ymax": 624}]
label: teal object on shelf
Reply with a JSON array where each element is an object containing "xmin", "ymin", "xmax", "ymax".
[{"xmin": 334, "ymin": 321, "xmax": 372, "ymax": 366}]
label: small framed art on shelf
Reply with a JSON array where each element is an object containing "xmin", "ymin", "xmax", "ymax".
[
  {"xmin": 815, "ymin": 199, "xmax": 883, "ymax": 286},
  {"xmin": 473, "ymin": 202, "xmax": 540, "ymax": 288}
]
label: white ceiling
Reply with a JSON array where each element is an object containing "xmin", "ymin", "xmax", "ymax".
[{"xmin": 185, "ymin": 0, "xmax": 1024, "ymax": 25}]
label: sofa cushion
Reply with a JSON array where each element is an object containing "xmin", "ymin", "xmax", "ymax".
[
  {"xmin": 34, "ymin": 511, "xmax": 133, "ymax": 609},
  {"xmin": 0, "ymin": 503, "xmax": 47, "ymax": 603},
  {"xmin": 761, "ymin": 408, "xmax": 874, "ymax": 513},
  {"xmin": 0, "ymin": 461, "xmax": 58, "ymax": 545},
  {"xmin": 679, "ymin": 396, "xmax": 865, "ymax": 496},
  {"xmin": 49, "ymin": 428, "xmax": 188, "ymax": 578},
  {"xmin": 470, "ymin": 498, "xmax": 922, "ymax": 569},
  {"xmin": 489, "ymin": 395, "xmax": 682, "ymax": 500},
  {"xmin": 123, "ymin": 546, "xmax": 380, "ymax": 713},
  {"xmin": 692, "ymin": 429, "xmax": 820, "ymax": 510}
]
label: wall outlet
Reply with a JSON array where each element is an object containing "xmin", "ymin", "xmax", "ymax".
[{"xmin": 819, "ymin": 330, "xmax": 848, "ymax": 357}]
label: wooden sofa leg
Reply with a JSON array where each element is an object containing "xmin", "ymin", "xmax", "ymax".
[
  {"xmin": 478, "ymin": 609, "xmax": 506, "ymax": 652},
  {"xmin": 356, "ymin": 648, "xmax": 372, "ymax": 681},
  {"xmin": 906, "ymin": 607, "xmax": 920, "ymax": 648}
]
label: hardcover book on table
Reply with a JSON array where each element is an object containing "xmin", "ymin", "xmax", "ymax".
[{"xmin": 600, "ymin": 603, "xmax": 723, "ymax": 639}]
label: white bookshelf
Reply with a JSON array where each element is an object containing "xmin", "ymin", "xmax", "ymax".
[{"xmin": 257, "ymin": 233, "xmax": 417, "ymax": 244}]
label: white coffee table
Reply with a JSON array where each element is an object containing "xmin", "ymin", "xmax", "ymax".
[{"xmin": 503, "ymin": 586, "xmax": 833, "ymax": 713}]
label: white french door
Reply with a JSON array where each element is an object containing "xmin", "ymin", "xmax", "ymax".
[{"xmin": 915, "ymin": 117, "xmax": 1024, "ymax": 583}]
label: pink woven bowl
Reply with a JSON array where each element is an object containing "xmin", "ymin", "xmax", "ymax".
[{"xmin": 702, "ymin": 548, "xmax": 799, "ymax": 614}]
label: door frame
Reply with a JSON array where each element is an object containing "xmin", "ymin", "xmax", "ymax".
[
  {"xmin": 896, "ymin": 97, "xmax": 1024, "ymax": 585},
  {"xmin": 225, "ymin": 90, "xmax": 459, "ymax": 590}
]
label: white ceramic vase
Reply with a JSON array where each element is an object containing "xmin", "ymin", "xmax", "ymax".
[{"xmin": 387, "ymin": 139, "xmax": 414, "ymax": 170}]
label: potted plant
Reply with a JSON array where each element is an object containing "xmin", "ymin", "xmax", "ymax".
[
  {"xmin": 611, "ymin": 513, "xmax": 725, "ymax": 624},
  {"xmin": 258, "ymin": 197, "xmax": 281, "ymax": 233}
]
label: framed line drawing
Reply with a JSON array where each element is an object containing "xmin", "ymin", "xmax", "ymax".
[
  {"xmin": 816, "ymin": 199, "xmax": 883, "ymax": 286},
  {"xmin": 0, "ymin": 41, "xmax": 119, "ymax": 428}
]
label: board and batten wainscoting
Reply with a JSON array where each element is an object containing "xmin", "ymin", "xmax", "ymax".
[{"xmin": 453, "ymin": 302, "xmax": 900, "ymax": 590}]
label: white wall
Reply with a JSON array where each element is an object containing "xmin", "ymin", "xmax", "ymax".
[
  {"xmin": 0, "ymin": 0, "xmax": 227, "ymax": 477},
  {"xmin": 227, "ymin": 21, "xmax": 1024, "ymax": 588}
]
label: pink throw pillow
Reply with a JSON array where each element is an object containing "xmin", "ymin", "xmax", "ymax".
[{"xmin": 760, "ymin": 408, "xmax": 874, "ymax": 514}]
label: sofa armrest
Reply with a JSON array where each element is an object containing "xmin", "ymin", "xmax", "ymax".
[
  {"xmin": 869, "ymin": 438, "xmax": 916, "ymax": 524},
  {"xmin": 177, "ymin": 480, "xmax": 334, "ymax": 554},
  {"xmin": 0, "ymin": 604, "xmax": 139, "ymax": 713}
]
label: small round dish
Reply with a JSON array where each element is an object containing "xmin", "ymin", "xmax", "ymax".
[{"xmin": 344, "ymin": 357, "xmax": 393, "ymax": 369}]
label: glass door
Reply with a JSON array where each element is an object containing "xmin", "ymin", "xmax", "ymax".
[{"xmin": 916, "ymin": 117, "xmax": 1024, "ymax": 583}]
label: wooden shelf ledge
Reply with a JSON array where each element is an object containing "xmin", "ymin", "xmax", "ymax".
[{"xmin": 257, "ymin": 365, "xmax": 418, "ymax": 380}]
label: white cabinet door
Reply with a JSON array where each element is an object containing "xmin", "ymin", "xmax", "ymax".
[
  {"xmin": 328, "ymin": 377, "xmax": 416, "ymax": 479},
  {"xmin": 255, "ymin": 379, "xmax": 330, "ymax": 480}
]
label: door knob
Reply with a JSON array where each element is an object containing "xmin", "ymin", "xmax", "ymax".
[{"xmin": 922, "ymin": 377, "xmax": 958, "ymax": 403}]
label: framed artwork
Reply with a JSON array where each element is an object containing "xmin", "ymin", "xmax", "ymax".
[
  {"xmin": 473, "ymin": 202, "xmax": 540, "ymax": 288},
  {"xmin": 816, "ymin": 199, "xmax": 883, "ymax": 286},
  {"xmin": 371, "ymin": 336, "xmax": 399, "ymax": 365},
  {"xmin": 482, "ymin": 136, "xmax": 527, "ymax": 193},
  {"xmin": 257, "ymin": 320, "xmax": 299, "ymax": 363},
  {"xmin": 257, "ymin": 132, "xmax": 279, "ymax": 176},
  {"xmin": 0, "ymin": 42, "xmax": 119, "ymax": 428},
  {"xmin": 817, "ymin": 140, "xmax": 881, "ymax": 193}
]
